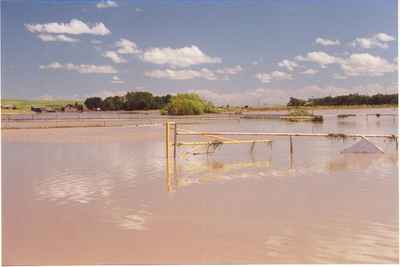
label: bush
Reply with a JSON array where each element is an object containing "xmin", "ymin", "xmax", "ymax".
[
  {"xmin": 84, "ymin": 97, "xmax": 103, "ymax": 110},
  {"xmin": 287, "ymin": 97, "xmax": 307, "ymax": 107},
  {"xmin": 165, "ymin": 93, "xmax": 216, "ymax": 115},
  {"xmin": 160, "ymin": 108, "xmax": 168, "ymax": 115},
  {"xmin": 125, "ymin": 91, "xmax": 154, "ymax": 110},
  {"xmin": 102, "ymin": 96, "xmax": 125, "ymax": 111}
]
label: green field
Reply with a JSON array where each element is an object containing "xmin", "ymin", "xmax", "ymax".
[{"xmin": 1, "ymin": 99, "xmax": 82, "ymax": 114}]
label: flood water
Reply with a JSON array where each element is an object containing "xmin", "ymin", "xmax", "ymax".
[{"xmin": 2, "ymin": 108, "xmax": 399, "ymax": 264}]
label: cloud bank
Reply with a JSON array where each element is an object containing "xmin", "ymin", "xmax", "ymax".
[
  {"xmin": 40, "ymin": 62, "xmax": 117, "ymax": 74},
  {"xmin": 25, "ymin": 19, "xmax": 111, "ymax": 35},
  {"xmin": 141, "ymin": 45, "xmax": 221, "ymax": 68}
]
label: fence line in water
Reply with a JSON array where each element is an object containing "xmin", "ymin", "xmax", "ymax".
[
  {"xmin": 164, "ymin": 121, "xmax": 397, "ymax": 192},
  {"xmin": 165, "ymin": 121, "xmax": 398, "ymax": 158},
  {"xmin": 176, "ymin": 131, "xmax": 396, "ymax": 139}
]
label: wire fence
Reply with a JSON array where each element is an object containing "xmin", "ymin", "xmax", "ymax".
[{"xmin": 1, "ymin": 112, "xmax": 241, "ymax": 129}]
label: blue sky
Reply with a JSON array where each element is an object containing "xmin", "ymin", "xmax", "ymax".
[{"xmin": 1, "ymin": 0, "xmax": 398, "ymax": 105}]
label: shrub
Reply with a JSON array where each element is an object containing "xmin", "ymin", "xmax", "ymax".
[
  {"xmin": 102, "ymin": 96, "xmax": 125, "ymax": 111},
  {"xmin": 125, "ymin": 91, "xmax": 154, "ymax": 110},
  {"xmin": 160, "ymin": 108, "xmax": 168, "ymax": 115},
  {"xmin": 84, "ymin": 97, "xmax": 103, "ymax": 110},
  {"xmin": 165, "ymin": 93, "xmax": 216, "ymax": 115},
  {"xmin": 287, "ymin": 97, "xmax": 307, "ymax": 107},
  {"xmin": 288, "ymin": 109, "xmax": 312, "ymax": 116}
]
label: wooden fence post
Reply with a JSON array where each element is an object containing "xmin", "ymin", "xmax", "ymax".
[
  {"xmin": 165, "ymin": 121, "xmax": 170, "ymax": 159},
  {"xmin": 173, "ymin": 122, "xmax": 177, "ymax": 159},
  {"xmin": 289, "ymin": 135, "xmax": 293, "ymax": 154}
]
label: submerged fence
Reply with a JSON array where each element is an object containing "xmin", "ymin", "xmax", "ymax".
[
  {"xmin": 164, "ymin": 121, "xmax": 398, "ymax": 192},
  {"xmin": 165, "ymin": 121, "xmax": 397, "ymax": 158},
  {"xmin": 1, "ymin": 112, "xmax": 241, "ymax": 129}
]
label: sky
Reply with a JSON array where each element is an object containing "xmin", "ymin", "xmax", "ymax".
[{"xmin": 1, "ymin": 0, "xmax": 398, "ymax": 105}]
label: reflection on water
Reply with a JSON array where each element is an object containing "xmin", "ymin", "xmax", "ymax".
[
  {"xmin": 167, "ymin": 147, "xmax": 397, "ymax": 191},
  {"xmin": 166, "ymin": 158, "xmax": 272, "ymax": 191},
  {"xmin": 34, "ymin": 170, "xmax": 114, "ymax": 204},
  {"xmin": 2, "ymin": 108, "xmax": 398, "ymax": 264}
]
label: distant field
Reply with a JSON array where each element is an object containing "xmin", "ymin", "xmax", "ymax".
[{"xmin": 1, "ymin": 99, "xmax": 82, "ymax": 114}]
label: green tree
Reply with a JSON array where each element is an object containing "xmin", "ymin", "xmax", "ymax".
[
  {"xmin": 165, "ymin": 93, "xmax": 217, "ymax": 115},
  {"xmin": 287, "ymin": 93, "xmax": 398, "ymax": 106},
  {"xmin": 103, "ymin": 96, "xmax": 125, "ymax": 111},
  {"xmin": 125, "ymin": 91, "xmax": 154, "ymax": 110},
  {"xmin": 287, "ymin": 97, "xmax": 306, "ymax": 107},
  {"xmin": 84, "ymin": 97, "xmax": 103, "ymax": 110}
]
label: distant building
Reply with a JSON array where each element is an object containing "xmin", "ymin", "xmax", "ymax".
[
  {"xmin": 31, "ymin": 106, "xmax": 43, "ymax": 113},
  {"xmin": 1, "ymin": 104, "xmax": 16, "ymax": 110},
  {"xmin": 63, "ymin": 104, "xmax": 83, "ymax": 112},
  {"xmin": 45, "ymin": 107, "xmax": 56, "ymax": 112}
]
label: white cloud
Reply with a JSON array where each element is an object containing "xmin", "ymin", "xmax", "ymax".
[
  {"xmin": 315, "ymin": 37, "xmax": 340, "ymax": 46},
  {"xmin": 145, "ymin": 68, "xmax": 217, "ymax": 80},
  {"xmin": 296, "ymin": 51, "xmax": 395, "ymax": 77},
  {"xmin": 302, "ymin": 69, "xmax": 319, "ymax": 75},
  {"xmin": 135, "ymin": 8, "xmax": 143, "ymax": 12},
  {"xmin": 37, "ymin": 34, "xmax": 79, "ymax": 42},
  {"xmin": 352, "ymin": 38, "xmax": 385, "ymax": 49},
  {"xmin": 40, "ymin": 62, "xmax": 117, "ymax": 74},
  {"xmin": 103, "ymin": 51, "xmax": 126, "ymax": 63},
  {"xmin": 294, "ymin": 55, "xmax": 306, "ymax": 61},
  {"xmin": 116, "ymin": 38, "xmax": 140, "ymax": 54},
  {"xmin": 255, "ymin": 71, "xmax": 292, "ymax": 83},
  {"xmin": 145, "ymin": 65, "xmax": 241, "ymax": 81},
  {"xmin": 255, "ymin": 73, "xmax": 272, "ymax": 83},
  {"xmin": 96, "ymin": 0, "xmax": 118, "ymax": 8},
  {"xmin": 141, "ymin": 45, "xmax": 221, "ymax": 68},
  {"xmin": 111, "ymin": 75, "xmax": 124, "ymax": 84},
  {"xmin": 270, "ymin": 71, "xmax": 293, "ymax": 80},
  {"xmin": 277, "ymin": 60, "xmax": 298, "ymax": 71},
  {"xmin": 25, "ymin": 19, "xmax": 111, "ymax": 35},
  {"xmin": 295, "ymin": 51, "xmax": 341, "ymax": 66},
  {"xmin": 215, "ymin": 65, "xmax": 243, "ymax": 75},
  {"xmin": 340, "ymin": 53, "xmax": 397, "ymax": 76},
  {"xmin": 375, "ymin": 33, "xmax": 395, "ymax": 42},
  {"xmin": 351, "ymin": 33, "xmax": 395, "ymax": 49}
]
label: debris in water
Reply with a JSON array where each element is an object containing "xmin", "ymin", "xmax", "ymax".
[{"xmin": 341, "ymin": 138, "xmax": 384, "ymax": 154}]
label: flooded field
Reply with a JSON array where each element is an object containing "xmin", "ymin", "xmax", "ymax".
[{"xmin": 2, "ymin": 108, "xmax": 399, "ymax": 264}]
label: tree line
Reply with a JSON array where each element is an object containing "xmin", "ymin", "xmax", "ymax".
[
  {"xmin": 83, "ymin": 91, "xmax": 217, "ymax": 115},
  {"xmin": 84, "ymin": 91, "xmax": 172, "ymax": 111},
  {"xmin": 287, "ymin": 93, "xmax": 398, "ymax": 107}
]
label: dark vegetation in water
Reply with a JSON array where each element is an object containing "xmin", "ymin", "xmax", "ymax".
[
  {"xmin": 210, "ymin": 140, "xmax": 224, "ymax": 149},
  {"xmin": 337, "ymin": 114, "xmax": 357, "ymax": 118},
  {"xmin": 286, "ymin": 109, "xmax": 324, "ymax": 122},
  {"xmin": 287, "ymin": 93, "xmax": 398, "ymax": 107},
  {"xmin": 288, "ymin": 109, "xmax": 313, "ymax": 116}
]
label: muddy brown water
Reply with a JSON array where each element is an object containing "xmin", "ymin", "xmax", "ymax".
[{"xmin": 2, "ymin": 108, "xmax": 398, "ymax": 264}]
